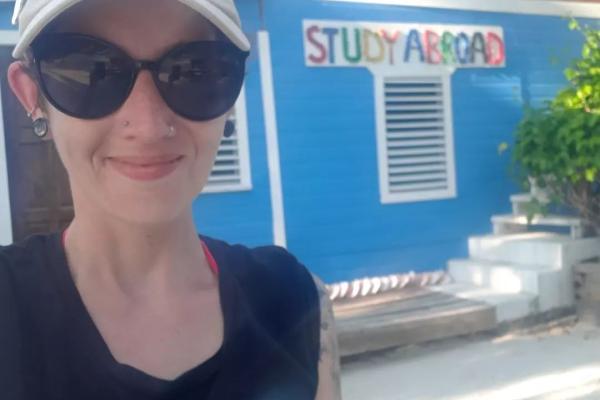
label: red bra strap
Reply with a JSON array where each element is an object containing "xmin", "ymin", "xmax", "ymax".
[{"xmin": 201, "ymin": 240, "xmax": 220, "ymax": 276}]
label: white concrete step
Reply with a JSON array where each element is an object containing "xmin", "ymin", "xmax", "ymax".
[
  {"xmin": 510, "ymin": 193, "xmax": 549, "ymax": 215},
  {"xmin": 510, "ymin": 193, "xmax": 533, "ymax": 203},
  {"xmin": 492, "ymin": 213, "xmax": 585, "ymax": 238},
  {"xmin": 468, "ymin": 232, "xmax": 600, "ymax": 269},
  {"xmin": 449, "ymin": 258, "xmax": 554, "ymax": 294},
  {"xmin": 431, "ymin": 282, "xmax": 538, "ymax": 323},
  {"xmin": 448, "ymin": 258, "xmax": 573, "ymax": 311},
  {"xmin": 510, "ymin": 193, "xmax": 532, "ymax": 215}
]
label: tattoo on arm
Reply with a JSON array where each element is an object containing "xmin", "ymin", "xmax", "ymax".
[{"xmin": 312, "ymin": 274, "xmax": 342, "ymax": 400}]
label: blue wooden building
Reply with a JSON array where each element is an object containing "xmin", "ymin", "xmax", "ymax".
[{"xmin": 0, "ymin": 0, "xmax": 599, "ymax": 283}]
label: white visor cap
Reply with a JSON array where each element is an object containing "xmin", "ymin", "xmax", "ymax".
[{"xmin": 11, "ymin": 0, "xmax": 251, "ymax": 59}]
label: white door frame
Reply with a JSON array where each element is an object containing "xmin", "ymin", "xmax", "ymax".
[
  {"xmin": 258, "ymin": 30, "xmax": 287, "ymax": 248},
  {"xmin": 0, "ymin": 30, "xmax": 18, "ymax": 245}
]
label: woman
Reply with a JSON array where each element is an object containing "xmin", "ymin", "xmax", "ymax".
[{"xmin": 0, "ymin": 0, "xmax": 340, "ymax": 398}]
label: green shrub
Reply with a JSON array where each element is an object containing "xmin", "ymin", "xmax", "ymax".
[{"xmin": 509, "ymin": 19, "xmax": 600, "ymax": 232}]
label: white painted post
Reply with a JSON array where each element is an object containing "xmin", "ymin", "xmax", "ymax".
[
  {"xmin": 0, "ymin": 33, "xmax": 22, "ymax": 244},
  {"xmin": 0, "ymin": 87, "xmax": 13, "ymax": 245},
  {"xmin": 258, "ymin": 30, "xmax": 287, "ymax": 248}
]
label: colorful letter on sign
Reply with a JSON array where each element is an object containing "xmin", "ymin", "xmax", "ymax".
[{"xmin": 303, "ymin": 20, "xmax": 506, "ymax": 69}]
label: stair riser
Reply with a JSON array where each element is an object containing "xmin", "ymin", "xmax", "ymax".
[
  {"xmin": 449, "ymin": 263, "xmax": 540, "ymax": 294},
  {"xmin": 448, "ymin": 262, "xmax": 574, "ymax": 311},
  {"xmin": 432, "ymin": 283, "xmax": 539, "ymax": 323},
  {"xmin": 468, "ymin": 237, "xmax": 600, "ymax": 268},
  {"xmin": 495, "ymin": 297, "xmax": 538, "ymax": 322},
  {"xmin": 537, "ymin": 269, "xmax": 575, "ymax": 311},
  {"xmin": 512, "ymin": 203, "xmax": 529, "ymax": 216}
]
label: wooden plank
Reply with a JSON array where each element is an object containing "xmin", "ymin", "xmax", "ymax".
[
  {"xmin": 336, "ymin": 292, "xmax": 471, "ymax": 322},
  {"xmin": 336, "ymin": 289, "xmax": 496, "ymax": 357},
  {"xmin": 337, "ymin": 297, "xmax": 486, "ymax": 329}
]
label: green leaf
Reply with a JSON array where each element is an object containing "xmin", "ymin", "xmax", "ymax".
[
  {"xmin": 585, "ymin": 168, "xmax": 597, "ymax": 182},
  {"xmin": 569, "ymin": 18, "xmax": 580, "ymax": 31}
]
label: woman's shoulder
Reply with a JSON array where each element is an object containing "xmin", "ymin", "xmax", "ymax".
[
  {"xmin": 0, "ymin": 233, "xmax": 60, "ymax": 306},
  {"xmin": 201, "ymin": 234, "xmax": 318, "ymax": 296},
  {"xmin": 200, "ymin": 235, "xmax": 321, "ymax": 330},
  {"xmin": 0, "ymin": 233, "xmax": 57, "ymax": 274},
  {"xmin": 0, "ymin": 232, "xmax": 57, "ymax": 325}
]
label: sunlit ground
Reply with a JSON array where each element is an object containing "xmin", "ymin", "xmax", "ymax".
[{"xmin": 341, "ymin": 322, "xmax": 600, "ymax": 400}]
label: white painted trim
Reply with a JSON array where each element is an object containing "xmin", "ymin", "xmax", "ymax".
[
  {"xmin": 0, "ymin": 30, "xmax": 18, "ymax": 46},
  {"xmin": 324, "ymin": 0, "xmax": 600, "ymax": 19},
  {"xmin": 202, "ymin": 85, "xmax": 253, "ymax": 194},
  {"xmin": 0, "ymin": 83, "xmax": 13, "ymax": 245},
  {"xmin": 258, "ymin": 31, "xmax": 287, "ymax": 248},
  {"xmin": 233, "ymin": 85, "xmax": 253, "ymax": 190},
  {"xmin": 441, "ymin": 71, "xmax": 457, "ymax": 199},
  {"xmin": 373, "ymin": 73, "xmax": 389, "ymax": 204},
  {"xmin": 201, "ymin": 183, "xmax": 252, "ymax": 193},
  {"xmin": 0, "ymin": 35, "xmax": 17, "ymax": 244},
  {"xmin": 371, "ymin": 66, "xmax": 457, "ymax": 204}
]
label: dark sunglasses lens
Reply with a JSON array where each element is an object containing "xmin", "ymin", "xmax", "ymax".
[
  {"xmin": 33, "ymin": 35, "xmax": 134, "ymax": 119},
  {"xmin": 156, "ymin": 42, "xmax": 247, "ymax": 121}
]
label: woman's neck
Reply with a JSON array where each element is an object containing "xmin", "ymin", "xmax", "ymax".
[{"xmin": 63, "ymin": 211, "xmax": 214, "ymax": 299}]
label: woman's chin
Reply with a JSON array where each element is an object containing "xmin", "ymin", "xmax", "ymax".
[
  {"xmin": 99, "ymin": 194, "xmax": 192, "ymax": 227},
  {"xmin": 74, "ymin": 173, "xmax": 204, "ymax": 226}
]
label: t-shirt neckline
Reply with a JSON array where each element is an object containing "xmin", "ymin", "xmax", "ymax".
[{"xmin": 49, "ymin": 231, "xmax": 230, "ymax": 395}]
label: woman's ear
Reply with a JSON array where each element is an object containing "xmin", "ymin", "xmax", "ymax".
[
  {"xmin": 7, "ymin": 61, "xmax": 41, "ymax": 118},
  {"xmin": 8, "ymin": 61, "xmax": 52, "ymax": 140}
]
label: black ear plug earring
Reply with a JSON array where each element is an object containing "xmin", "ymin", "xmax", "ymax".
[
  {"xmin": 224, "ymin": 120, "xmax": 235, "ymax": 138},
  {"xmin": 33, "ymin": 118, "xmax": 49, "ymax": 138},
  {"xmin": 28, "ymin": 108, "xmax": 48, "ymax": 138}
]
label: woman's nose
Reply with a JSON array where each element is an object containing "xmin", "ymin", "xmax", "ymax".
[{"xmin": 116, "ymin": 70, "xmax": 173, "ymax": 140}]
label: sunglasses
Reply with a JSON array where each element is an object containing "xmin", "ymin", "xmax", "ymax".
[{"xmin": 29, "ymin": 33, "xmax": 250, "ymax": 121}]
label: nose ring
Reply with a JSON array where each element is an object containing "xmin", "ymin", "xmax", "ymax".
[{"xmin": 166, "ymin": 125, "xmax": 176, "ymax": 138}]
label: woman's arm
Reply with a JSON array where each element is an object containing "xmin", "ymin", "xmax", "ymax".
[{"xmin": 311, "ymin": 274, "xmax": 342, "ymax": 400}]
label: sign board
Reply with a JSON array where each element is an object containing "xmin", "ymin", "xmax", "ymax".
[{"xmin": 303, "ymin": 19, "xmax": 506, "ymax": 69}]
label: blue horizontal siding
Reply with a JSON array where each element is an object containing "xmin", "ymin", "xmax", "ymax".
[
  {"xmin": 193, "ymin": 38, "xmax": 274, "ymax": 246},
  {"xmin": 262, "ymin": 0, "xmax": 593, "ymax": 282},
  {"xmin": 193, "ymin": 1, "xmax": 274, "ymax": 247}
]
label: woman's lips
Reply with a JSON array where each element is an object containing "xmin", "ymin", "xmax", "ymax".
[{"xmin": 107, "ymin": 155, "xmax": 184, "ymax": 181}]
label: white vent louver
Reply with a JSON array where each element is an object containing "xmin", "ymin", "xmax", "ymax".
[
  {"xmin": 207, "ymin": 113, "xmax": 243, "ymax": 186},
  {"xmin": 376, "ymin": 74, "xmax": 456, "ymax": 203},
  {"xmin": 203, "ymin": 86, "xmax": 252, "ymax": 193}
]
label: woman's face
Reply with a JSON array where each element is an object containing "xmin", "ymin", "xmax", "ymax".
[{"xmin": 14, "ymin": 0, "xmax": 232, "ymax": 225}]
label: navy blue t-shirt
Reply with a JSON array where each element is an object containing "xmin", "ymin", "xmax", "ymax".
[{"xmin": 0, "ymin": 232, "xmax": 320, "ymax": 399}]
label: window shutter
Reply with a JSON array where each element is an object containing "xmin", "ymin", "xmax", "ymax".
[
  {"xmin": 202, "ymin": 86, "xmax": 252, "ymax": 193},
  {"xmin": 375, "ymin": 73, "xmax": 457, "ymax": 204}
]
